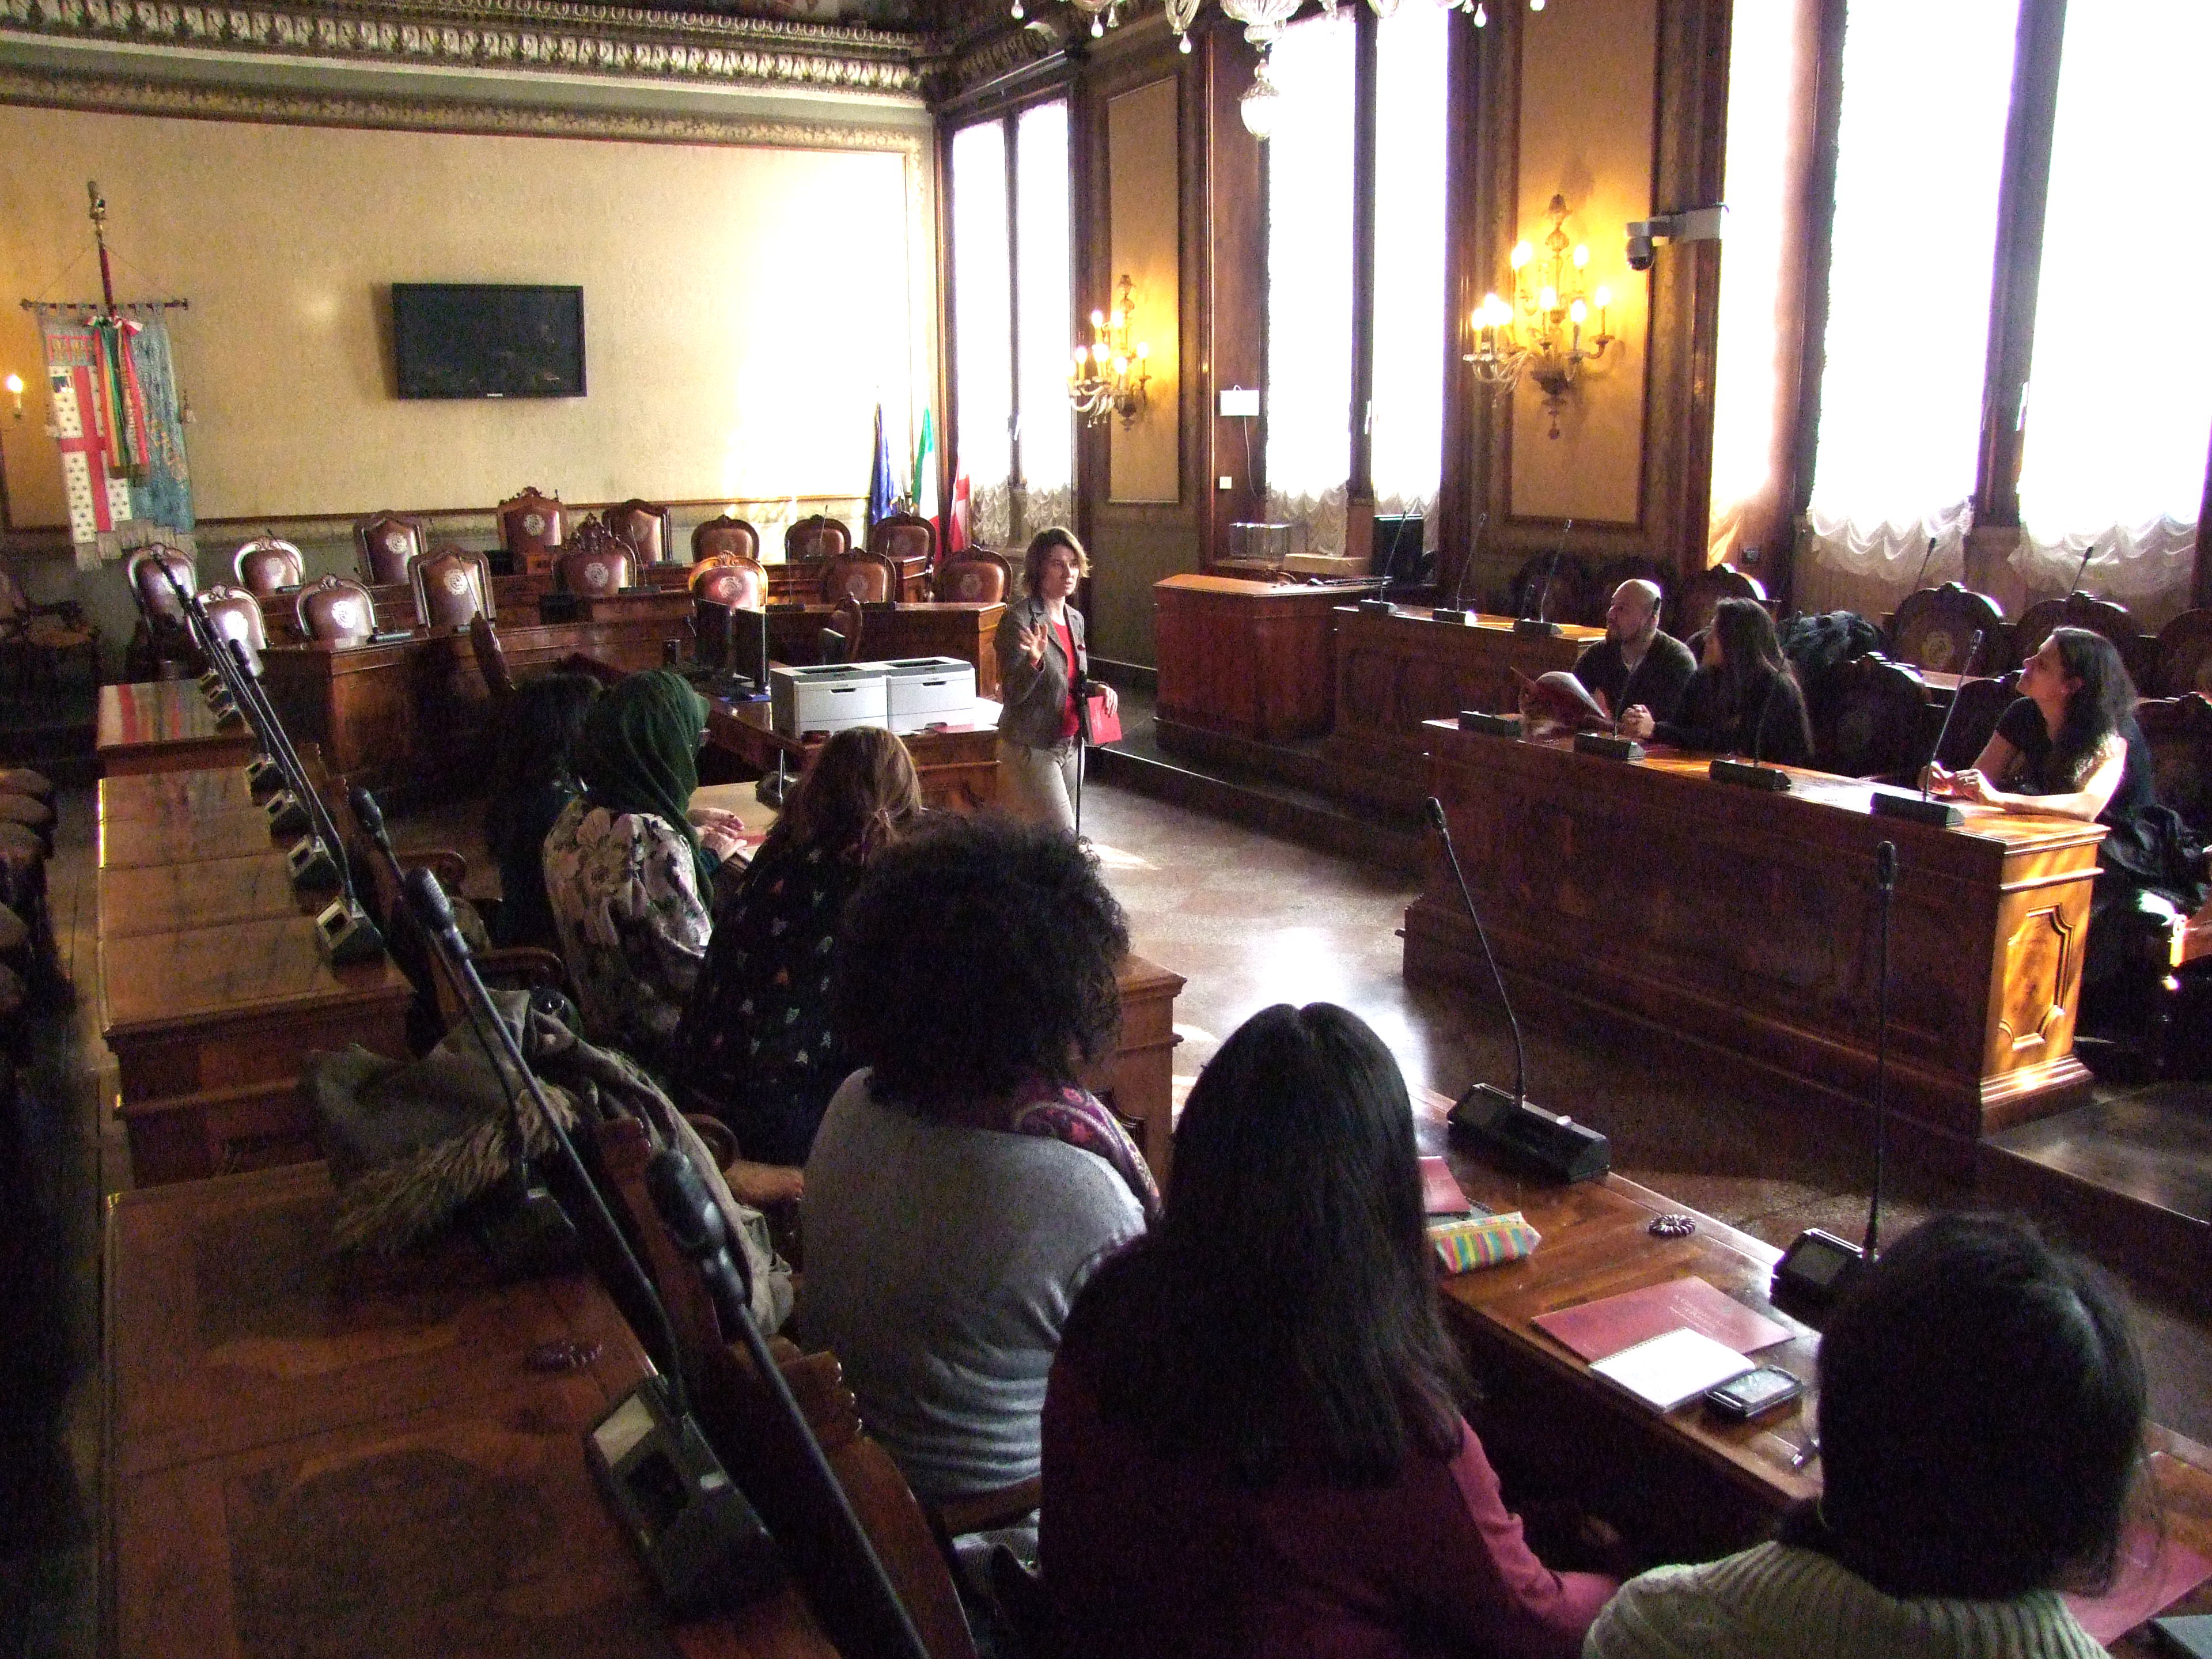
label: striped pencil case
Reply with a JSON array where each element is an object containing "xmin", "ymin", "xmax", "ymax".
[{"xmin": 1429, "ymin": 1211, "xmax": 1541, "ymax": 1274}]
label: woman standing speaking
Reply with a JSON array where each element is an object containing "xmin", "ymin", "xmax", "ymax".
[{"xmin": 995, "ymin": 528, "xmax": 1117, "ymax": 832}]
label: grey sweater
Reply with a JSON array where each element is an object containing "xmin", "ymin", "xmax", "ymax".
[
  {"xmin": 1584, "ymin": 1543, "xmax": 2105, "ymax": 1659},
  {"xmin": 797, "ymin": 1070, "xmax": 1146, "ymax": 1500}
]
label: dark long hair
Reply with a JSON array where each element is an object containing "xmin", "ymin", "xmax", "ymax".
[
  {"xmin": 484, "ymin": 673, "xmax": 600, "ymax": 860},
  {"xmin": 1781, "ymin": 1212, "xmax": 2146, "ymax": 1600},
  {"xmin": 1070, "ymin": 1003, "xmax": 1469, "ymax": 1487},
  {"xmin": 760, "ymin": 726, "xmax": 925, "ymax": 866},
  {"xmin": 1711, "ymin": 597, "xmax": 1810, "ymax": 754},
  {"xmin": 2046, "ymin": 627, "xmax": 2137, "ymax": 790}
]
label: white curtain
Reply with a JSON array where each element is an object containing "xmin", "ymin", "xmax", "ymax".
[
  {"xmin": 1014, "ymin": 101, "xmax": 1075, "ymax": 542},
  {"xmin": 951, "ymin": 120, "xmax": 1013, "ymax": 548},
  {"xmin": 1369, "ymin": 2, "xmax": 1448, "ymax": 547},
  {"xmin": 1263, "ymin": 13, "xmax": 1356, "ymax": 552},
  {"xmin": 2009, "ymin": 3, "xmax": 2211, "ymax": 629},
  {"xmin": 1800, "ymin": 0, "xmax": 2019, "ymax": 622}
]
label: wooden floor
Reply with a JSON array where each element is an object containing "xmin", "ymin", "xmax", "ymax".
[{"xmin": 6, "ymin": 771, "xmax": 2212, "ymax": 1653}]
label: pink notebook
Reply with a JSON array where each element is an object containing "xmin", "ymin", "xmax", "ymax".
[
  {"xmin": 1421, "ymin": 1156, "xmax": 1478, "ymax": 1215},
  {"xmin": 1532, "ymin": 1275, "xmax": 1791, "ymax": 1363}
]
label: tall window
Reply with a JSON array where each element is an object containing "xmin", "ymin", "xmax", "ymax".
[
  {"xmin": 1263, "ymin": 6, "xmax": 1448, "ymax": 556},
  {"xmin": 949, "ymin": 101, "xmax": 1073, "ymax": 550}
]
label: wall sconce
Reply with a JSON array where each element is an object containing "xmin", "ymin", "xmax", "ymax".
[
  {"xmin": 1462, "ymin": 194, "xmax": 1615, "ymax": 439},
  {"xmin": 1069, "ymin": 274, "xmax": 1152, "ymax": 429},
  {"xmin": 3, "ymin": 374, "xmax": 21, "ymax": 421}
]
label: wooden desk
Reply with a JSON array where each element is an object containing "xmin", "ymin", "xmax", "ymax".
[
  {"xmin": 1408, "ymin": 725, "xmax": 2105, "ymax": 1147},
  {"xmin": 96, "ymin": 766, "xmax": 257, "ymax": 823},
  {"xmin": 761, "ymin": 603, "xmax": 1005, "ymax": 700},
  {"xmin": 98, "ymin": 805, "xmax": 283, "ymax": 869},
  {"xmin": 96, "ymin": 681, "xmax": 258, "ymax": 777},
  {"xmin": 705, "ymin": 695, "xmax": 1001, "ymax": 815},
  {"xmin": 1323, "ymin": 606, "xmax": 1604, "ymax": 810},
  {"xmin": 99, "ymin": 914, "xmax": 412, "ymax": 1183},
  {"xmin": 105, "ymin": 1161, "xmax": 832, "ymax": 1658},
  {"xmin": 99, "ymin": 854, "xmax": 310, "ymax": 937},
  {"xmin": 544, "ymin": 589, "xmax": 696, "ymax": 628},
  {"xmin": 259, "ymin": 615, "xmax": 690, "ymax": 797},
  {"xmin": 1153, "ymin": 574, "xmax": 1381, "ymax": 744},
  {"xmin": 1093, "ymin": 954, "xmax": 1185, "ymax": 1188}
]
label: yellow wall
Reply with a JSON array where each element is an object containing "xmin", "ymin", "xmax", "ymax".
[
  {"xmin": 0, "ymin": 106, "xmax": 925, "ymax": 528},
  {"xmin": 1509, "ymin": 0, "xmax": 1655, "ymax": 525},
  {"xmin": 1104, "ymin": 75, "xmax": 1180, "ymax": 506}
]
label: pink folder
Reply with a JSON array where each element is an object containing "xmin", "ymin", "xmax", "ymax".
[{"xmin": 1532, "ymin": 1275, "xmax": 1791, "ymax": 1363}]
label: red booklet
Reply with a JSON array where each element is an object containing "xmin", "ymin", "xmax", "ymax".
[
  {"xmin": 1084, "ymin": 689, "xmax": 1123, "ymax": 745},
  {"xmin": 1420, "ymin": 1156, "xmax": 1478, "ymax": 1216},
  {"xmin": 1532, "ymin": 1275, "xmax": 1791, "ymax": 1363}
]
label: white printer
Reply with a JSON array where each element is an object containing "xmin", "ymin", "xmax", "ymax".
[
  {"xmin": 874, "ymin": 657, "xmax": 978, "ymax": 734},
  {"xmin": 769, "ymin": 662, "xmax": 889, "ymax": 739}
]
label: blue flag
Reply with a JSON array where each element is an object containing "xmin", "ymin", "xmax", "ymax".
[{"xmin": 867, "ymin": 403, "xmax": 895, "ymax": 534}]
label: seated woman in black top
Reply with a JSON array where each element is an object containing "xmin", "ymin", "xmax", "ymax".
[
  {"xmin": 671, "ymin": 725, "xmax": 927, "ymax": 1172},
  {"xmin": 1619, "ymin": 597, "xmax": 1812, "ymax": 766},
  {"xmin": 484, "ymin": 672, "xmax": 601, "ymax": 951},
  {"xmin": 1927, "ymin": 626, "xmax": 2208, "ymax": 985}
]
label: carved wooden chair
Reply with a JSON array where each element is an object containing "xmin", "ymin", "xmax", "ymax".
[
  {"xmin": 2150, "ymin": 608, "xmax": 2212, "ymax": 699},
  {"xmin": 468, "ymin": 613, "xmax": 516, "ymax": 704},
  {"xmin": 293, "ymin": 574, "xmax": 380, "ymax": 647},
  {"xmin": 931, "ymin": 550, "xmax": 1012, "ymax": 605},
  {"xmin": 1936, "ymin": 669, "xmax": 2022, "ymax": 771},
  {"xmin": 495, "ymin": 486, "xmax": 566, "ymax": 574},
  {"xmin": 554, "ymin": 532, "xmax": 633, "ymax": 599},
  {"xmin": 232, "ymin": 536, "xmax": 305, "ymax": 597},
  {"xmin": 196, "ymin": 586, "xmax": 268, "ymax": 677},
  {"xmin": 410, "ymin": 545, "xmax": 495, "ymax": 631},
  {"xmin": 869, "ymin": 512, "xmax": 936, "ymax": 599},
  {"xmin": 0, "ymin": 562, "xmax": 99, "ymax": 694},
  {"xmin": 787, "ymin": 514, "xmax": 852, "ymax": 566},
  {"xmin": 823, "ymin": 596, "xmax": 865, "ymax": 664},
  {"xmin": 1888, "ymin": 581, "xmax": 2013, "ymax": 676},
  {"xmin": 353, "ymin": 512, "xmax": 429, "ymax": 586},
  {"xmin": 124, "ymin": 544, "xmax": 199, "ymax": 676},
  {"xmin": 1813, "ymin": 653, "xmax": 1932, "ymax": 781},
  {"xmin": 2015, "ymin": 591, "xmax": 2152, "ymax": 685},
  {"xmin": 1506, "ymin": 551, "xmax": 1596, "ymax": 627},
  {"xmin": 603, "ymin": 498, "xmax": 674, "ymax": 567},
  {"xmin": 1675, "ymin": 563, "xmax": 1768, "ymax": 649},
  {"xmin": 690, "ymin": 552, "xmax": 768, "ymax": 612},
  {"xmin": 692, "ymin": 515, "xmax": 762, "ymax": 566},
  {"xmin": 820, "ymin": 549, "xmax": 899, "ymax": 607}
]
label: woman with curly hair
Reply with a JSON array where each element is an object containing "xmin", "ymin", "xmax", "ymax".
[
  {"xmin": 671, "ymin": 726, "xmax": 927, "ymax": 1173},
  {"xmin": 799, "ymin": 815, "xmax": 1157, "ymax": 1502}
]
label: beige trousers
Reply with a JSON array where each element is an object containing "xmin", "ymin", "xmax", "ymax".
[{"xmin": 994, "ymin": 738, "xmax": 1081, "ymax": 832}]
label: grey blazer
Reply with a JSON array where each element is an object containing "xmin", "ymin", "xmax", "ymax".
[{"xmin": 995, "ymin": 594, "xmax": 1086, "ymax": 751}]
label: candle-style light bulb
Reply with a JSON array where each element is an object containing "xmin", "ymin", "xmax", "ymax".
[
  {"xmin": 1572, "ymin": 244, "xmax": 1589, "ymax": 268},
  {"xmin": 1135, "ymin": 342, "xmax": 1150, "ymax": 359},
  {"xmin": 1538, "ymin": 284, "xmax": 1559, "ymax": 312},
  {"xmin": 1093, "ymin": 343, "xmax": 1109, "ymax": 364},
  {"xmin": 1594, "ymin": 284, "xmax": 1612, "ymax": 310},
  {"xmin": 1510, "ymin": 241, "xmax": 1533, "ymax": 270},
  {"xmin": 1472, "ymin": 1, "xmax": 1486, "ymax": 21},
  {"xmin": 1090, "ymin": 309, "xmax": 1106, "ymax": 329},
  {"xmin": 1569, "ymin": 298, "xmax": 1588, "ymax": 325}
]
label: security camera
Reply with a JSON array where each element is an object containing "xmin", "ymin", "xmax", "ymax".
[
  {"xmin": 1623, "ymin": 205, "xmax": 1727, "ymax": 272},
  {"xmin": 1624, "ymin": 224, "xmax": 1657, "ymax": 272}
]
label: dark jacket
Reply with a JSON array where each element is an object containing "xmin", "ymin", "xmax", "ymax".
[
  {"xmin": 1573, "ymin": 632, "xmax": 1697, "ymax": 727},
  {"xmin": 996, "ymin": 593, "xmax": 1088, "ymax": 751},
  {"xmin": 1656, "ymin": 664, "xmax": 1813, "ymax": 767}
]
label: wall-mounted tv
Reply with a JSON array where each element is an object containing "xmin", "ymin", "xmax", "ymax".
[{"xmin": 391, "ymin": 283, "xmax": 585, "ymax": 400}]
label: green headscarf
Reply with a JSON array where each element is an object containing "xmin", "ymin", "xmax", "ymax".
[{"xmin": 574, "ymin": 669, "xmax": 717, "ymax": 892}]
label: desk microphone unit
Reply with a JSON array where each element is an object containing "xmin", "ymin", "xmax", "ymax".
[
  {"xmin": 1459, "ymin": 710, "xmax": 1522, "ymax": 739},
  {"xmin": 1426, "ymin": 797, "xmax": 1611, "ymax": 1184},
  {"xmin": 1512, "ymin": 520, "xmax": 1571, "ymax": 637},
  {"xmin": 1872, "ymin": 627, "xmax": 1985, "ymax": 828},
  {"xmin": 1433, "ymin": 513, "xmax": 1487, "ymax": 626},
  {"xmin": 1574, "ymin": 732, "xmax": 1644, "ymax": 762},
  {"xmin": 1710, "ymin": 673, "xmax": 1793, "ymax": 792},
  {"xmin": 1357, "ymin": 597, "xmax": 1396, "ymax": 616},
  {"xmin": 400, "ymin": 865, "xmax": 783, "ymax": 1622}
]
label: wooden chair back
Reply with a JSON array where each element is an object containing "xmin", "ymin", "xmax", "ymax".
[
  {"xmin": 1888, "ymin": 581, "xmax": 2014, "ymax": 675},
  {"xmin": 2151, "ymin": 609, "xmax": 2212, "ymax": 699},
  {"xmin": 496, "ymin": 487, "xmax": 566, "ymax": 574},
  {"xmin": 1937, "ymin": 669, "xmax": 2022, "ymax": 772},
  {"xmin": 411, "ymin": 545, "xmax": 495, "ymax": 630},
  {"xmin": 1676, "ymin": 563, "xmax": 1768, "ymax": 647},
  {"xmin": 604, "ymin": 499, "xmax": 673, "ymax": 566},
  {"xmin": 126, "ymin": 544, "xmax": 197, "ymax": 628},
  {"xmin": 823, "ymin": 596, "xmax": 865, "ymax": 664},
  {"xmin": 2139, "ymin": 692, "xmax": 2212, "ymax": 839},
  {"xmin": 231, "ymin": 537, "xmax": 304, "ymax": 596},
  {"xmin": 468, "ymin": 613, "xmax": 516, "ymax": 703},
  {"xmin": 196, "ymin": 585, "xmax": 268, "ymax": 659},
  {"xmin": 787, "ymin": 515, "xmax": 851, "ymax": 565},
  {"xmin": 1506, "ymin": 551, "xmax": 1596, "ymax": 627},
  {"xmin": 820, "ymin": 550, "xmax": 898, "ymax": 607},
  {"xmin": 869, "ymin": 512, "xmax": 937, "ymax": 569},
  {"xmin": 353, "ymin": 513, "xmax": 429, "ymax": 586},
  {"xmin": 690, "ymin": 552, "xmax": 768, "ymax": 611},
  {"xmin": 692, "ymin": 515, "xmax": 762, "ymax": 565},
  {"xmin": 2015, "ymin": 591, "xmax": 2147, "ymax": 683},
  {"xmin": 293, "ymin": 574, "xmax": 379, "ymax": 646},
  {"xmin": 1813, "ymin": 653, "xmax": 1931, "ymax": 781},
  {"xmin": 931, "ymin": 551, "xmax": 1011, "ymax": 605},
  {"xmin": 555, "ymin": 531, "xmax": 633, "ymax": 598}
]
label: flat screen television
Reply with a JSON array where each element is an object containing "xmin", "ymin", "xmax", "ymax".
[{"xmin": 391, "ymin": 283, "xmax": 585, "ymax": 399}]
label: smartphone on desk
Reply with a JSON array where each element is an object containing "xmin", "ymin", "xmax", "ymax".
[{"xmin": 1704, "ymin": 1366, "xmax": 1804, "ymax": 1422}]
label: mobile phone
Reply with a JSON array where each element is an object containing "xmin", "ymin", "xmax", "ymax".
[{"xmin": 1705, "ymin": 1366, "xmax": 1804, "ymax": 1422}]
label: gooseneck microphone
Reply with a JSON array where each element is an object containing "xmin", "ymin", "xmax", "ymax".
[
  {"xmin": 1513, "ymin": 520, "xmax": 1573, "ymax": 637},
  {"xmin": 1424, "ymin": 797, "xmax": 1609, "ymax": 1183},
  {"xmin": 646, "ymin": 1150, "xmax": 931, "ymax": 1659},
  {"xmin": 1711, "ymin": 668, "xmax": 1793, "ymax": 791},
  {"xmin": 1872, "ymin": 627, "xmax": 1984, "ymax": 825},
  {"xmin": 2064, "ymin": 540, "xmax": 2096, "ymax": 599}
]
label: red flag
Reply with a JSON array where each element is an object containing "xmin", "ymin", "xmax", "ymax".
[{"xmin": 948, "ymin": 473, "xmax": 971, "ymax": 556}]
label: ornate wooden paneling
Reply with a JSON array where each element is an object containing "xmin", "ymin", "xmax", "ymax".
[{"xmin": 1152, "ymin": 575, "xmax": 1350, "ymax": 741}]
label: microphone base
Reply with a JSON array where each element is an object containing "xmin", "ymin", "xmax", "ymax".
[
  {"xmin": 1574, "ymin": 733, "xmax": 1644, "ymax": 762},
  {"xmin": 1771, "ymin": 1226, "xmax": 1868, "ymax": 1319},
  {"xmin": 265, "ymin": 793, "xmax": 312, "ymax": 837},
  {"xmin": 1512, "ymin": 618, "xmax": 1562, "ymax": 637},
  {"xmin": 245, "ymin": 756, "xmax": 286, "ymax": 798},
  {"xmin": 1449, "ymin": 1083, "xmax": 1611, "ymax": 1184},
  {"xmin": 471, "ymin": 1177, "xmax": 584, "ymax": 1283},
  {"xmin": 1430, "ymin": 607, "xmax": 1472, "ymax": 626},
  {"xmin": 288, "ymin": 836, "xmax": 342, "ymax": 892},
  {"xmin": 1870, "ymin": 791, "xmax": 1964, "ymax": 827},
  {"xmin": 1711, "ymin": 758, "xmax": 1791, "ymax": 791},
  {"xmin": 1356, "ymin": 598, "xmax": 1396, "ymax": 616},
  {"xmin": 312, "ymin": 897, "xmax": 384, "ymax": 965},
  {"xmin": 1458, "ymin": 710, "xmax": 1522, "ymax": 738}
]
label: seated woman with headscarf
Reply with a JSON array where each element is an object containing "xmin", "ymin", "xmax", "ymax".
[{"xmin": 542, "ymin": 669, "xmax": 747, "ymax": 1071}]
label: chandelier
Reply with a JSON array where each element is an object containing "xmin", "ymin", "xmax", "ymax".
[
  {"xmin": 1463, "ymin": 194, "xmax": 1614, "ymax": 438},
  {"xmin": 1007, "ymin": 0, "xmax": 1556, "ymax": 63},
  {"xmin": 1068, "ymin": 275, "xmax": 1152, "ymax": 429}
]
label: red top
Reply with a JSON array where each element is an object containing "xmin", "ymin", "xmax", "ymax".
[
  {"xmin": 1040, "ymin": 1357, "xmax": 1615, "ymax": 1659},
  {"xmin": 1055, "ymin": 618, "xmax": 1082, "ymax": 741}
]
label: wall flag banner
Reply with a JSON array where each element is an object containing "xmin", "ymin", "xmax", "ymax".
[
  {"xmin": 37, "ymin": 310, "xmax": 194, "ymax": 567},
  {"xmin": 911, "ymin": 407, "xmax": 938, "ymax": 540}
]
